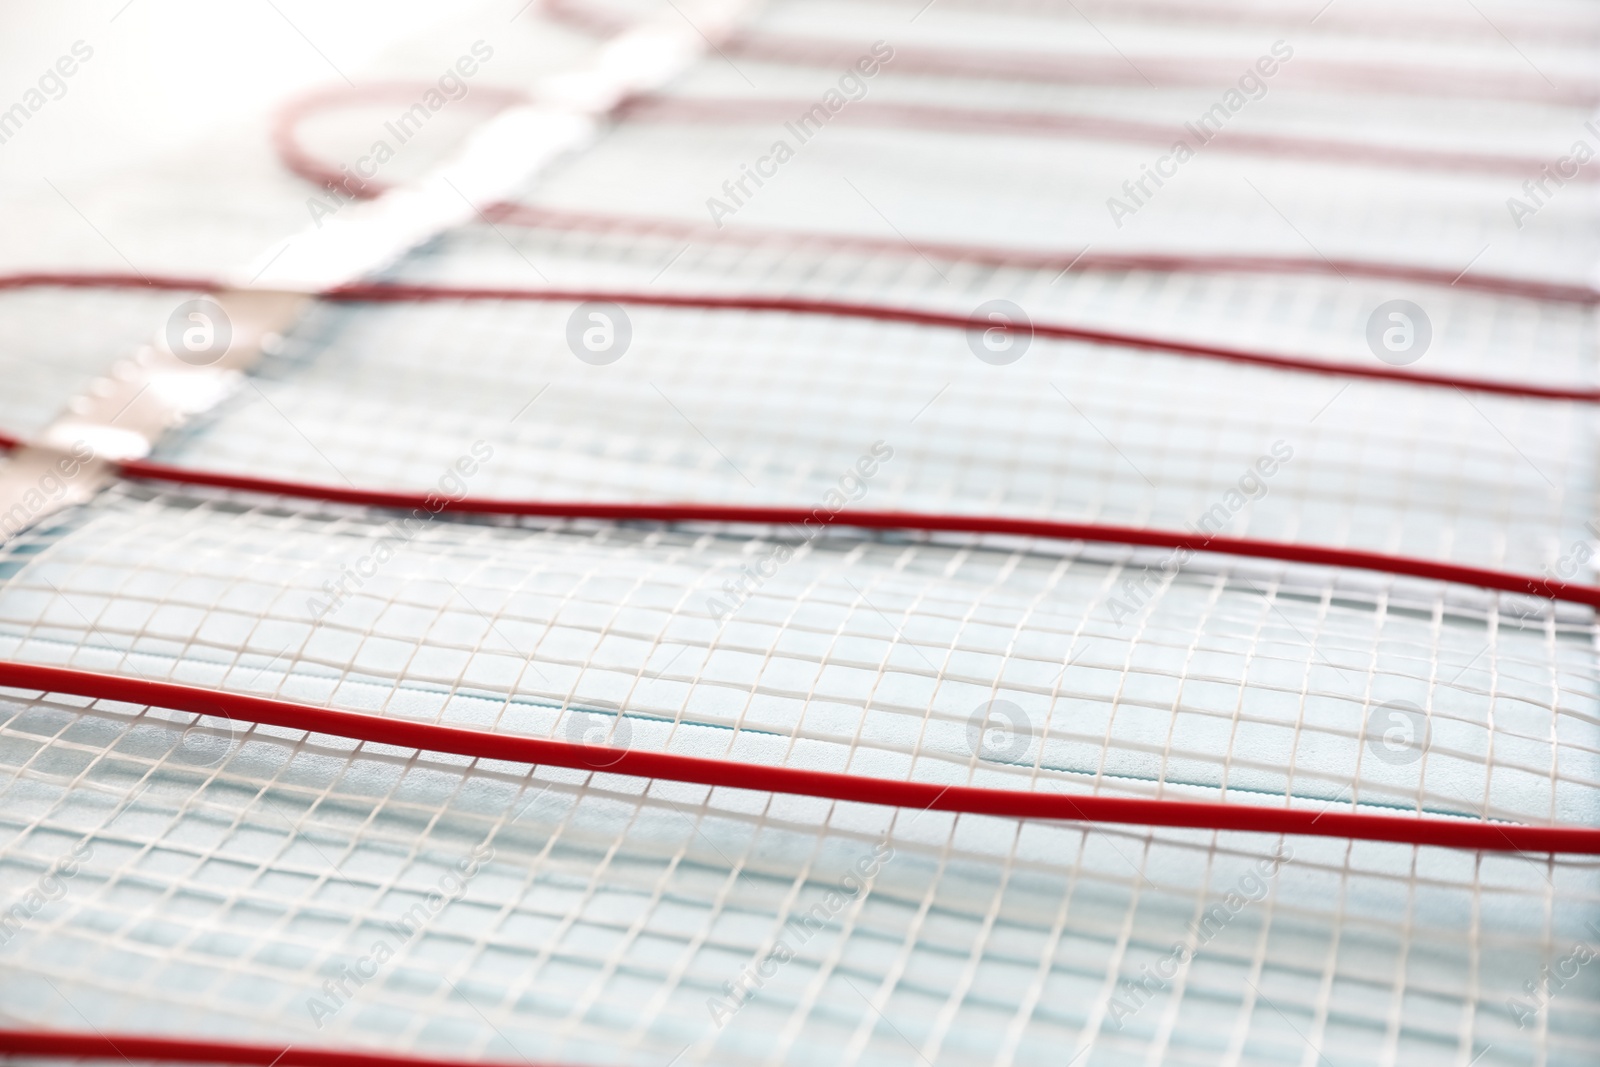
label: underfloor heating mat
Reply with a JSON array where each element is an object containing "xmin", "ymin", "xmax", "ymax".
[{"xmin": 1, "ymin": 1, "xmax": 1598, "ymax": 1065}]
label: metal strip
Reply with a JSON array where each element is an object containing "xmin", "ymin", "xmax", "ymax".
[{"xmin": 0, "ymin": 0, "xmax": 759, "ymax": 541}]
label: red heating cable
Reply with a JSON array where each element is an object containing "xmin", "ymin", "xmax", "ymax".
[
  {"xmin": 539, "ymin": 0, "xmax": 1600, "ymax": 46},
  {"xmin": 540, "ymin": 0, "xmax": 1600, "ymax": 106},
  {"xmin": 104, "ymin": 459, "xmax": 1600, "ymax": 611},
  {"xmin": 2, "ymin": 425, "xmax": 1594, "ymax": 611},
  {"xmin": 326, "ymin": 280, "xmax": 1600, "ymax": 404},
  {"xmin": 615, "ymin": 96, "xmax": 1596, "ymax": 181},
  {"xmin": 6, "ymin": 8, "xmax": 1599, "ymax": 1053},
  {"xmin": 272, "ymin": 87, "xmax": 1600, "ymax": 307},
  {"xmin": 0, "ymin": 1031, "xmax": 548, "ymax": 1067},
  {"xmin": 896, "ymin": 0, "xmax": 1600, "ymax": 46},
  {"xmin": 278, "ymin": 79, "xmax": 1589, "ymax": 182},
  {"xmin": 6, "ymin": 269, "xmax": 1600, "ymax": 610},
  {"xmin": 475, "ymin": 205, "xmax": 1600, "ymax": 306},
  {"xmin": 1, "ymin": 661, "xmax": 1596, "ymax": 853},
  {"xmin": 5, "ymin": 271, "xmax": 1598, "ymax": 403}
]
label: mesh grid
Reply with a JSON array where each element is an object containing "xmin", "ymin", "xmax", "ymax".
[
  {"xmin": 1, "ymin": 486, "xmax": 1596, "ymax": 831},
  {"xmin": 514, "ymin": 115, "xmax": 1594, "ymax": 277},
  {"xmin": 144, "ymin": 291, "xmax": 1596, "ymax": 574},
  {"xmin": 0, "ymin": 290, "xmax": 202, "ymax": 441},
  {"xmin": 3, "ymin": 0, "xmax": 1600, "ymax": 1063},
  {"xmin": 3, "ymin": 687, "xmax": 1599, "ymax": 1066}
]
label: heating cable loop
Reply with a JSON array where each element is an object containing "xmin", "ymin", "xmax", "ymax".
[
  {"xmin": 2, "ymin": 8, "xmax": 1597, "ymax": 863},
  {"xmin": 541, "ymin": 0, "xmax": 1600, "ymax": 105},
  {"xmin": 272, "ymin": 82, "xmax": 1600, "ymax": 306},
  {"xmin": 4, "ymin": 272, "xmax": 1600, "ymax": 611}
]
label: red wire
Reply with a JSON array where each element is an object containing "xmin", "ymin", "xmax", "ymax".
[
  {"xmin": 2, "ymin": 661, "xmax": 1596, "ymax": 852},
  {"xmin": 271, "ymin": 82, "xmax": 528, "ymax": 204},
  {"xmin": 2, "ymin": 422, "xmax": 1591, "ymax": 611},
  {"xmin": 6, "ymin": 268, "xmax": 1593, "ymax": 608},
  {"xmin": 323, "ymin": 280, "xmax": 1600, "ymax": 404},
  {"xmin": 902, "ymin": 0, "xmax": 1600, "ymax": 46},
  {"xmin": 727, "ymin": 33, "xmax": 1600, "ymax": 105},
  {"xmin": 10, "ymin": 269, "xmax": 1600, "ymax": 606},
  {"xmin": 269, "ymin": 83, "xmax": 1600, "ymax": 307},
  {"xmin": 274, "ymin": 78, "xmax": 1586, "ymax": 181},
  {"xmin": 613, "ymin": 96, "xmax": 1593, "ymax": 181},
  {"xmin": 482, "ymin": 205, "xmax": 1600, "ymax": 305},
  {"xmin": 0, "ymin": 271, "xmax": 217, "ymax": 295},
  {"xmin": 113, "ymin": 458, "xmax": 1600, "ymax": 610},
  {"xmin": 5, "ymin": 271, "xmax": 1596, "ymax": 403},
  {"xmin": 0, "ymin": 1030, "xmax": 550, "ymax": 1067},
  {"xmin": 4, "ymin": 15, "xmax": 1594, "ymax": 1051},
  {"xmin": 541, "ymin": 0, "xmax": 1600, "ymax": 105}
]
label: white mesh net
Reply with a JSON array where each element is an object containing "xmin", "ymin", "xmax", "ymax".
[{"xmin": 2, "ymin": 0, "xmax": 1599, "ymax": 1064}]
